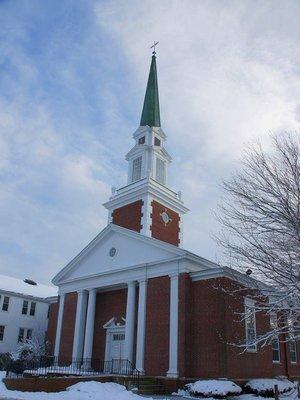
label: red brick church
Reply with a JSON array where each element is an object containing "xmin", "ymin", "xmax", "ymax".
[{"xmin": 47, "ymin": 52, "xmax": 300, "ymax": 381}]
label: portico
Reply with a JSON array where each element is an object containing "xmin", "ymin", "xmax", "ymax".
[{"xmin": 53, "ymin": 274, "xmax": 179, "ymax": 377}]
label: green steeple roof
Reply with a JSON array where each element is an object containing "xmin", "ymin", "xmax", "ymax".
[{"xmin": 140, "ymin": 54, "xmax": 161, "ymax": 127}]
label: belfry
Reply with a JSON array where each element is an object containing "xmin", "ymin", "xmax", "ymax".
[{"xmin": 104, "ymin": 52, "xmax": 188, "ymax": 246}]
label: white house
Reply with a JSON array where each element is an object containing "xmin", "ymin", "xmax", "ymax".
[{"xmin": 0, "ymin": 274, "xmax": 57, "ymax": 354}]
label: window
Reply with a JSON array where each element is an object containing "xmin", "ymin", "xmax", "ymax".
[
  {"xmin": 18, "ymin": 328, "xmax": 25, "ymax": 342},
  {"xmin": 29, "ymin": 302, "xmax": 36, "ymax": 316},
  {"xmin": 245, "ymin": 298, "xmax": 257, "ymax": 351},
  {"xmin": 18, "ymin": 328, "xmax": 32, "ymax": 343},
  {"xmin": 154, "ymin": 137, "xmax": 161, "ymax": 146},
  {"xmin": 271, "ymin": 339, "xmax": 280, "ymax": 362},
  {"xmin": 155, "ymin": 157, "xmax": 166, "ymax": 185},
  {"xmin": 138, "ymin": 136, "xmax": 145, "ymax": 145},
  {"xmin": 270, "ymin": 313, "xmax": 280, "ymax": 362},
  {"xmin": 289, "ymin": 341, "xmax": 297, "ymax": 363},
  {"xmin": 0, "ymin": 326, "xmax": 5, "ymax": 341},
  {"xmin": 2, "ymin": 296, "xmax": 9, "ymax": 311},
  {"xmin": 22, "ymin": 300, "xmax": 28, "ymax": 315},
  {"xmin": 113, "ymin": 333, "xmax": 125, "ymax": 341},
  {"xmin": 132, "ymin": 156, "xmax": 142, "ymax": 182}
]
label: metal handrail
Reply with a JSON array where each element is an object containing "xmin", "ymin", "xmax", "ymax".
[{"xmin": 5, "ymin": 356, "xmax": 140, "ymax": 388}]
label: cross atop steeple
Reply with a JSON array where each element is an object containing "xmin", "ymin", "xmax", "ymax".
[
  {"xmin": 140, "ymin": 49, "xmax": 161, "ymax": 127},
  {"xmin": 150, "ymin": 41, "xmax": 159, "ymax": 55}
]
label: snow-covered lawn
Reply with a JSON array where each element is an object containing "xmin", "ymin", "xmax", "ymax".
[{"xmin": 0, "ymin": 372, "xmax": 152, "ymax": 400}]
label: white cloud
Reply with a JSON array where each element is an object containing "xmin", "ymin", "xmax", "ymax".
[{"xmin": 1, "ymin": 0, "xmax": 300, "ymax": 283}]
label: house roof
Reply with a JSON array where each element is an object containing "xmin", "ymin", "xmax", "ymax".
[{"xmin": 0, "ymin": 274, "xmax": 57, "ymax": 299}]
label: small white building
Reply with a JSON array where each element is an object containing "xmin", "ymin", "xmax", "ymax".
[{"xmin": 0, "ymin": 274, "xmax": 57, "ymax": 354}]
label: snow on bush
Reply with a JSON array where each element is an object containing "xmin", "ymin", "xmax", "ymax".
[
  {"xmin": 244, "ymin": 378, "xmax": 295, "ymax": 397},
  {"xmin": 184, "ymin": 379, "xmax": 242, "ymax": 398}
]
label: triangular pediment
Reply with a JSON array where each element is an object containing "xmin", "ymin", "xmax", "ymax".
[{"xmin": 52, "ymin": 224, "xmax": 184, "ymax": 285}]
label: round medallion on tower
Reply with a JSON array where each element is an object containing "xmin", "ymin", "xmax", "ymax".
[{"xmin": 160, "ymin": 210, "xmax": 172, "ymax": 226}]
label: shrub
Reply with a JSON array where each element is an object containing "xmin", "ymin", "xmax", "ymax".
[
  {"xmin": 184, "ymin": 379, "xmax": 242, "ymax": 398},
  {"xmin": 244, "ymin": 378, "xmax": 295, "ymax": 397}
]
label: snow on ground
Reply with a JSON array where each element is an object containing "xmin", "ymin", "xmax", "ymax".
[{"xmin": 0, "ymin": 372, "xmax": 153, "ymax": 400}]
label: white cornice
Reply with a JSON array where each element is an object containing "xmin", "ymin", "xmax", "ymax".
[
  {"xmin": 133, "ymin": 126, "xmax": 167, "ymax": 140},
  {"xmin": 52, "ymin": 224, "xmax": 188, "ymax": 286},
  {"xmin": 103, "ymin": 178, "xmax": 189, "ymax": 214},
  {"xmin": 191, "ymin": 266, "xmax": 270, "ymax": 290}
]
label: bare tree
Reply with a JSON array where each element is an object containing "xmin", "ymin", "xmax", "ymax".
[{"xmin": 216, "ymin": 133, "xmax": 300, "ymax": 347}]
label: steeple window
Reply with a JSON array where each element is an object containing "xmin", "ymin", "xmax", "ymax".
[
  {"xmin": 138, "ymin": 136, "xmax": 145, "ymax": 145},
  {"xmin": 154, "ymin": 137, "xmax": 161, "ymax": 146},
  {"xmin": 132, "ymin": 156, "xmax": 142, "ymax": 182},
  {"xmin": 156, "ymin": 157, "xmax": 166, "ymax": 185}
]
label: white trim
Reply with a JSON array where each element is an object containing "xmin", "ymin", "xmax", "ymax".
[
  {"xmin": 124, "ymin": 282, "xmax": 136, "ymax": 362},
  {"xmin": 83, "ymin": 288, "xmax": 97, "ymax": 359},
  {"xmin": 136, "ymin": 279, "xmax": 147, "ymax": 373},
  {"xmin": 52, "ymin": 223, "xmax": 190, "ymax": 285},
  {"xmin": 245, "ymin": 297, "xmax": 257, "ymax": 353},
  {"xmin": 103, "ymin": 318, "xmax": 126, "ymax": 363},
  {"xmin": 104, "ymin": 178, "xmax": 188, "ymax": 215},
  {"xmin": 72, "ymin": 290, "xmax": 88, "ymax": 360},
  {"xmin": 191, "ymin": 267, "xmax": 270, "ymax": 290},
  {"xmin": 54, "ymin": 293, "xmax": 65, "ymax": 358},
  {"xmin": 167, "ymin": 273, "xmax": 179, "ymax": 378}
]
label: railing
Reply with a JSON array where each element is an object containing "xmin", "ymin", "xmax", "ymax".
[{"xmin": 5, "ymin": 356, "xmax": 140, "ymax": 388}]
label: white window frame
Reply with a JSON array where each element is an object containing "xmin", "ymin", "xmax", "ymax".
[
  {"xmin": 289, "ymin": 340, "xmax": 297, "ymax": 364},
  {"xmin": 270, "ymin": 313, "xmax": 280, "ymax": 363},
  {"xmin": 18, "ymin": 327, "xmax": 33, "ymax": 343},
  {"xmin": 245, "ymin": 297, "xmax": 257, "ymax": 352},
  {"xmin": 131, "ymin": 156, "xmax": 142, "ymax": 182},
  {"xmin": 155, "ymin": 157, "xmax": 166, "ymax": 185}
]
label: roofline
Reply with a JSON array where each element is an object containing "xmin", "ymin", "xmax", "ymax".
[
  {"xmin": 0, "ymin": 288, "xmax": 56, "ymax": 302},
  {"xmin": 52, "ymin": 223, "xmax": 187, "ymax": 285},
  {"xmin": 191, "ymin": 266, "xmax": 270, "ymax": 290}
]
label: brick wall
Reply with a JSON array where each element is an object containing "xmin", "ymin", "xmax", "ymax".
[
  {"xmin": 144, "ymin": 276, "xmax": 170, "ymax": 376},
  {"xmin": 59, "ymin": 292, "xmax": 77, "ymax": 363},
  {"xmin": 45, "ymin": 301, "xmax": 58, "ymax": 355},
  {"xmin": 112, "ymin": 200, "xmax": 143, "ymax": 232},
  {"xmin": 189, "ymin": 278, "xmax": 228, "ymax": 378},
  {"xmin": 150, "ymin": 201, "xmax": 180, "ymax": 246},
  {"xmin": 187, "ymin": 277, "xmax": 298, "ymax": 379},
  {"xmin": 222, "ymin": 278, "xmax": 276, "ymax": 379},
  {"xmin": 92, "ymin": 289, "xmax": 127, "ymax": 360}
]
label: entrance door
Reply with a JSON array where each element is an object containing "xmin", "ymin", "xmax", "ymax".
[
  {"xmin": 110, "ymin": 332, "xmax": 125, "ymax": 373},
  {"xmin": 111, "ymin": 332, "xmax": 125, "ymax": 360}
]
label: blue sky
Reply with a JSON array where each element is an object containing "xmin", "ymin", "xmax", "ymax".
[{"xmin": 1, "ymin": 0, "xmax": 300, "ymax": 284}]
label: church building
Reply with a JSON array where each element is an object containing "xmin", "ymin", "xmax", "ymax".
[{"xmin": 47, "ymin": 52, "xmax": 300, "ymax": 382}]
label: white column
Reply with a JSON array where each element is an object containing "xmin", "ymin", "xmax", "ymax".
[
  {"xmin": 72, "ymin": 290, "xmax": 88, "ymax": 361},
  {"xmin": 124, "ymin": 281, "xmax": 136, "ymax": 362},
  {"xmin": 167, "ymin": 273, "xmax": 179, "ymax": 378},
  {"xmin": 54, "ymin": 293, "xmax": 65, "ymax": 359},
  {"xmin": 136, "ymin": 279, "xmax": 147, "ymax": 373},
  {"xmin": 83, "ymin": 288, "xmax": 97, "ymax": 360}
]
